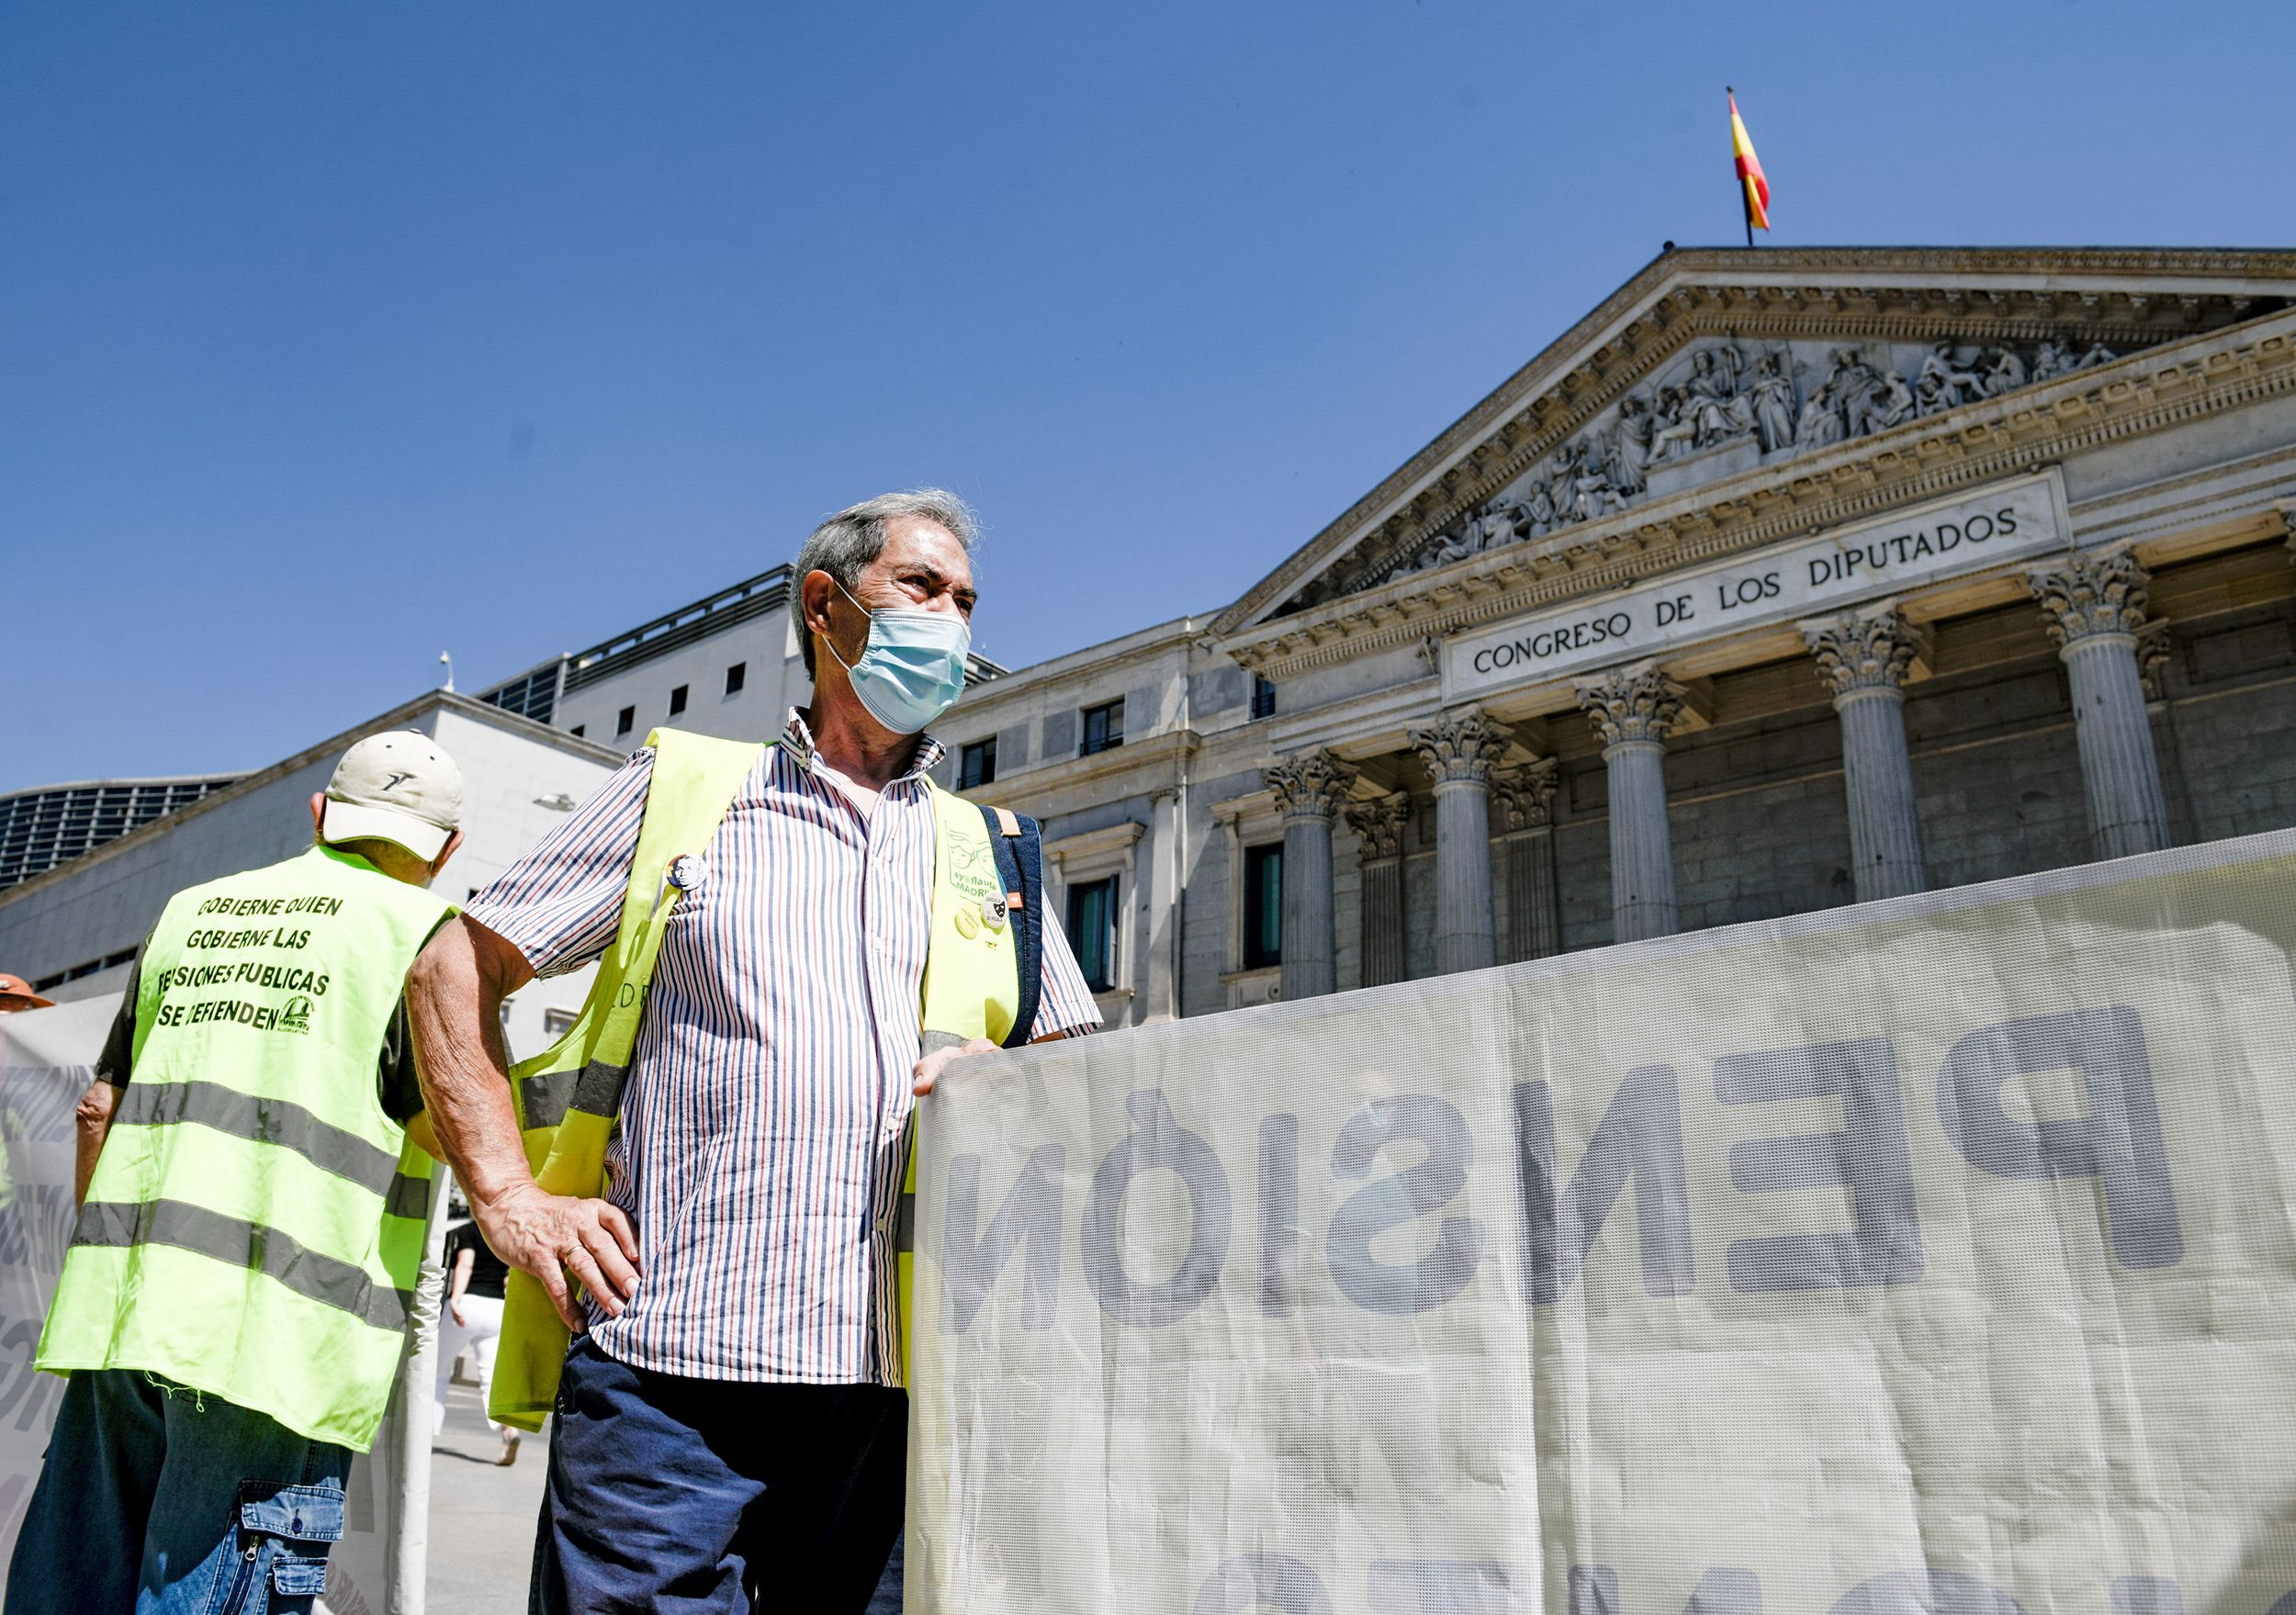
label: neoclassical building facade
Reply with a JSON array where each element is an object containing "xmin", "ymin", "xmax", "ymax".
[{"xmin": 937, "ymin": 246, "xmax": 2296, "ymax": 1026}]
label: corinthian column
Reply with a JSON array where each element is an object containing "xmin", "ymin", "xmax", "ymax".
[
  {"xmin": 1575, "ymin": 662, "xmax": 1686, "ymax": 943},
  {"xmin": 2027, "ymin": 549, "xmax": 2173, "ymax": 860},
  {"xmin": 1263, "ymin": 750, "xmax": 1356, "ymax": 1000},
  {"xmin": 1803, "ymin": 605, "xmax": 1930, "ymax": 903},
  {"xmin": 1409, "ymin": 710, "xmax": 1508, "ymax": 975},
  {"xmin": 1492, "ymin": 758, "xmax": 1562, "ymax": 961},
  {"xmin": 1344, "ymin": 793, "xmax": 1412, "ymax": 988}
]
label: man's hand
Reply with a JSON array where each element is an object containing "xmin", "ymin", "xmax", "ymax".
[
  {"xmin": 912, "ymin": 1037, "xmax": 995, "ymax": 1096},
  {"xmin": 475, "ymin": 1182, "xmax": 642, "ymax": 1333}
]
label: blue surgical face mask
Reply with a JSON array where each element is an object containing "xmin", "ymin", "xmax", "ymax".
[{"xmin": 822, "ymin": 578, "xmax": 972, "ymax": 735}]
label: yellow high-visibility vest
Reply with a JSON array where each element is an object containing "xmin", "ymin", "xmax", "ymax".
[
  {"xmin": 38, "ymin": 845, "xmax": 456, "ymax": 1451},
  {"xmin": 490, "ymin": 726, "xmax": 1037, "ymax": 1429}
]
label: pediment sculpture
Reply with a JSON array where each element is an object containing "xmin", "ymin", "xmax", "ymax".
[{"xmin": 1386, "ymin": 334, "xmax": 2120, "ymax": 582}]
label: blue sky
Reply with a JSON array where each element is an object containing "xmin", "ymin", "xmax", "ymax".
[{"xmin": 5, "ymin": 1, "xmax": 2292, "ymax": 791}]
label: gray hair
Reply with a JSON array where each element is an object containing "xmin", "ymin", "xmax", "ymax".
[{"xmin": 793, "ymin": 488, "xmax": 981, "ymax": 679}]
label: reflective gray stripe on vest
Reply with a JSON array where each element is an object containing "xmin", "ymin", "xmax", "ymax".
[
  {"xmin": 520, "ymin": 1060, "xmax": 630, "ymax": 1132},
  {"xmin": 895, "ymin": 1192, "xmax": 917, "ymax": 1255},
  {"xmin": 72, "ymin": 1198, "xmax": 413, "ymax": 1333},
  {"xmin": 383, "ymin": 1172, "xmax": 432, "ymax": 1221},
  {"xmin": 113, "ymin": 1081, "xmax": 398, "ymax": 1197}
]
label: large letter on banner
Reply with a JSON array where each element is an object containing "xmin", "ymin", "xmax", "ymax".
[{"xmin": 908, "ymin": 829, "xmax": 2296, "ymax": 1614}]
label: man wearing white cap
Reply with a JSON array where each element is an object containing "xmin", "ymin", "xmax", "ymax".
[{"xmin": 9, "ymin": 732, "xmax": 466, "ymax": 1615}]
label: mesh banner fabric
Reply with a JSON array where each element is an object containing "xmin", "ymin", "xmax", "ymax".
[
  {"xmin": 908, "ymin": 829, "xmax": 2296, "ymax": 1615},
  {"xmin": 0, "ymin": 994, "xmax": 415, "ymax": 1614}
]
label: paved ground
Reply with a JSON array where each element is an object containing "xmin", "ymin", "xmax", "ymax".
[{"xmin": 424, "ymin": 1378, "xmax": 546, "ymax": 1611}]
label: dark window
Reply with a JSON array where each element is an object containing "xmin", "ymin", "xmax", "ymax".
[
  {"xmin": 1066, "ymin": 876, "xmax": 1118, "ymax": 993},
  {"xmin": 668, "ymin": 685, "xmax": 689, "ymax": 717},
  {"xmin": 1251, "ymin": 675, "xmax": 1277, "ymax": 721},
  {"xmin": 615, "ymin": 706, "xmax": 636, "ymax": 736},
  {"xmin": 726, "ymin": 662, "xmax": 747, "ymax": 696},
  {"xmin": 1080, "ymin": 701, "xmax": 1125, "ymax": 756},
  {"xmin": 570, "ymin": 724, "xmax": 585, "ymax": 738},
  {"xmin": 1244, "ymin": 843, "xmax": 1283, "ymax": 970},
  {"xmin": 959, "ymin": 737, "xmax": 997, "ymax": 790}
]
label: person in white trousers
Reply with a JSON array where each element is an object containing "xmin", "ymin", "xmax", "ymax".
[{"xmin": 433, "ymin": 1217, "xmax": 520, "ymax": 1464}]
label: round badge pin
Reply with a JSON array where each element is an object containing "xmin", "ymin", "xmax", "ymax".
[
  {"xmin": 982, "ymin": 892, "xmax": 1009, "ymax": 932},
  {"xmin": 953, "ymin": 906, "xmax": 981, "ymax": 939},
  {"xmin": 667, "ymin": 854, "xmax": 708, "ymax": 892}
]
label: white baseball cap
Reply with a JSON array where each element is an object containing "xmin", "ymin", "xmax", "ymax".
[{"xmin": 321, "ymin": 731, "xmax": 464, "ymax": 861}]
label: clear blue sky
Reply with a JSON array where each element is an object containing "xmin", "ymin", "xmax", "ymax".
[{"xmin": 5, "ymin": 2, "xmax": 2292, "ymax": 791}]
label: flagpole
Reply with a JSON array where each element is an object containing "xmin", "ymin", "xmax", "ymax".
[{"xmin": 1729, "ymin": 86, "xmax": 1753, "ymax": 248}]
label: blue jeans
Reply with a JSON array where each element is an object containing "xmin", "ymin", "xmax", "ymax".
[
  {"xmin": 535, "ymin": 1334, "xmax": 905, "ymax": 1614},
  {"xmin": 6, "ymin": 1369, "xmax": 350, "ymax": 1615}
]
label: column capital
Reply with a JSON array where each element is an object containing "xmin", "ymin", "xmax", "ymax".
[
  {"xmin": 1343, "ymin": 793, "xmax": 1412, "ymax": 860},
  {"xmin": 1409, "ymin": 708, "xmax": 1508, "ymax": 786},
  {"xmin": 1802, "ymin": 606, "xmax": 1928, "ymax": 701},
  {"xmin": 2027, "ymin": 547, "xmax": 2152, "ymax": 647},
  {"xmin": 2138, "ymin": 618, "xmax": 2174, "ymax": 703},
  {"xmin": 1263, "ymin": 750, "xmax": 1356, "ymax": 820},
  {"xmin": 1575, "ymin": 662, "xmax": 1687, "ymax": 749},
  {"xmin": 1491, "ymin": 757, "xmax": 1561, "ymax": 831}
]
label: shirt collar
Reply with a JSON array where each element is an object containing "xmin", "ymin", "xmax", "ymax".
[{"xmin": 780, "ymin": 707, "xmax": 945, "ymax": 785}]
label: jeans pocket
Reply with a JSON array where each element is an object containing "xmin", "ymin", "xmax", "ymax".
[{"xmin": 224, "ymin": 1480, "xmax": 343, "ymax": 1610}]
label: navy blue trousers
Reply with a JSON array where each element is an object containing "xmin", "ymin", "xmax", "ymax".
[{"xmin": 534, "ymin": 1334, "xmax": 906, "ymax": 1615}]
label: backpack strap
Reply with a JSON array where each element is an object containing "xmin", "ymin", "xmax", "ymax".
[{"xmin": 979, "ymin": 803, "xmax": 1043, "ymax": 1049}]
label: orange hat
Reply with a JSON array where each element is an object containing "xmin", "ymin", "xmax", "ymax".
[{"xmin": 0, "ymin": 972, "xmax": 55, "ymax": 1010}]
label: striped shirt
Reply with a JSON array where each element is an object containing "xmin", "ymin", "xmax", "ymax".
[{"xmin": 466, "ymin": 709, "xmax": 1100, "ymax": 1385}]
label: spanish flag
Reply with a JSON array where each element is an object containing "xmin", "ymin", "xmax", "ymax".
[{"xmin": 1728, "ymin": 89, "xmax": 1770, "ymax": 231}]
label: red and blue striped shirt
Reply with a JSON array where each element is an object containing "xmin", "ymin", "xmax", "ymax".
[{"xmin": 466, "ymin": 710, "xmax": 1100, "ymax": 1385}]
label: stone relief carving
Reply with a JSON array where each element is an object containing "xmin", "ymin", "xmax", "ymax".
[
  {"xmin": 2027, "ymin": 549, "xmax": 2152, "ymax": 646},
  {"xmin": 1409, "ymin": 709, "xmax": 1510, "ymax": 785},
  {"xmin": 1263, "ymin": 750, "xmax": 1358, "ymax": 818},
  {"xmin": 1343, "ymin": 793, "xmax": 1412, "ymax": 860},
  {"xmin": 1802, "ymin": 608, "xmax": 1927, "ymax": 699},
  {"xmin": 1491, "ymin": 757, "xmax": 1561, "ymax": 831},
  {"xmin": 1386, "ymin": 333, "xmax": 2121, "ymax": 583},
  {"xmin": 1574, "ymin": 664, "xmax": 1688, "ymax": 748}
]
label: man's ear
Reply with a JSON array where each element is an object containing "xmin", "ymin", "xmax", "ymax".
[
  {"xmin": 310, "ymin": 792, "xmax": 327, "ymax": 839},
  {"xmin": 429, "ymin": 829, "xmax": 466, "ymax": 881},
  {"xmin": 801, "ymin": 569, "xmax": 837, "ymax": 645}
]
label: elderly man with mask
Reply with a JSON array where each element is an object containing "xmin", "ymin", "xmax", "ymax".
[{"xmin": 407, "ymin": 489, "xmax": 1101, "ymax": 1614}]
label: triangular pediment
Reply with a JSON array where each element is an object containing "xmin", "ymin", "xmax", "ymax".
[{"xmin": 1215, "ymin": 246, "xmax": 2296, "ymax": 641}]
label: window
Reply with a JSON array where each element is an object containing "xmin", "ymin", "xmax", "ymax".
[
  {"xmin": 959, "ymin": 737, "xmax": 997, "ymax": 790},
  {"xmin": 543, "ymin": 1007, "xmax": 579, "ymax": 1038},
  {"xmin": 1080, "ymin": 700, "xmax": 1125, "ymax": 756},
  {"xmin": 615, "ymin": 705, "xmax": 636, "ymax": 737},
  {"xmin": 725, "ymin": 662, "xmax": 747, "ymax": 696},
  {"xmin": 1251, "ymin": 675, "xmax": 1277, "ymax": 721},
  {"xmin": 668, "ymin": 684, "xmax": 689, "ymax": 717},
  {"xmin": 1066, "ymin": 876, "xmax": 1118, "ymax": 993},
  {"xmin": 570, "ymin": 723, "xmax": 585, "ymax": 738},
  {"xmin": 1244, "ymin": 842, "xmax": 1283, "ymax": 970}
]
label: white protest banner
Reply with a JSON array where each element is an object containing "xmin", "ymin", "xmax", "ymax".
[{"xmin": 908, "ymin": 829, "xmax": 2296, "ymax": 1615}]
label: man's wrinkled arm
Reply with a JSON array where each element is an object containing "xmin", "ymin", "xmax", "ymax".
[
  {"xmin": 73, "ymin": 1082, "xmax": 118, "ymax": 1209},
  {"xmin": 406, "ymin": 916, "xmax": 642, "ymax": 1330},
  {"xmin": 405, "ymin": 916, "xmax": 535, "ymax": 1207}
]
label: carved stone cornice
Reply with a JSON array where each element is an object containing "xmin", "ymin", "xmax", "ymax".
[
  {"xmin": 1408, "ymin": 709, "xmax": 1508, "ymax": 787},
  {"xmin": 1575, "ymin": 663, "xmax": 1687, "ymax": 749},
  {"xmin": 1220, "ymin": 305, "xmax": 2296, "ymax": 681},
  {"xmin": 1263, "ymin": 750, "xmax": 1357, "ymax": 820},
  {"xmin": 1343, "ymin": 793, "xmax": 1412, "ymax": 860},
  {"xmin": 1491, "ymin": 757, "xmax": 1561, "ymax": 832},
  {"xmin": 2028, "ymin": 548, "xmax": 2153, "ymax": 646},
  {"xmin": 1803, "ymin": 608, "xmax": 1927, "ymax": 700}
]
